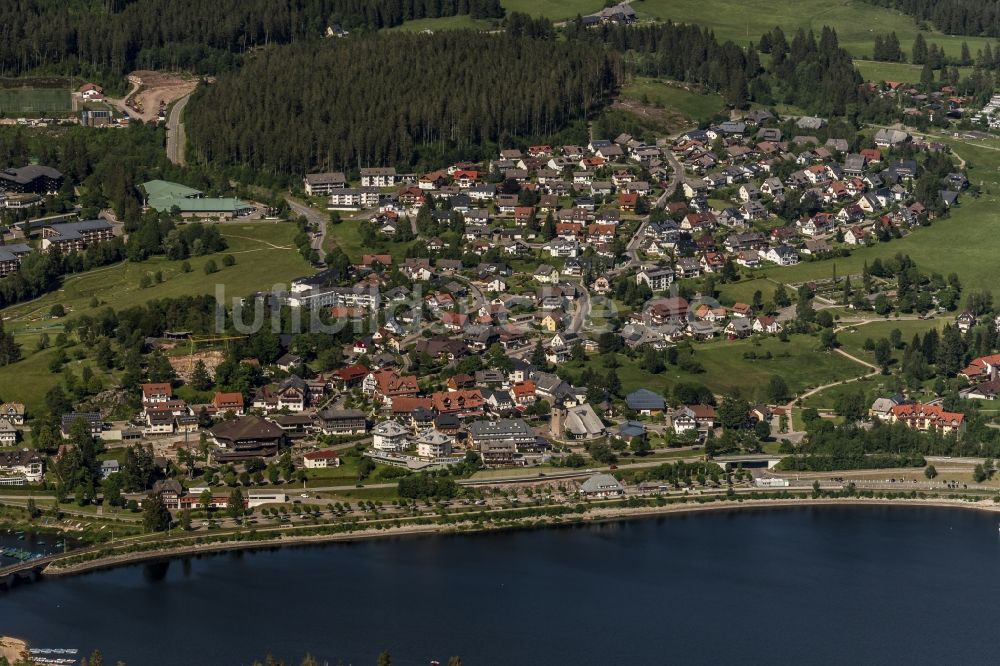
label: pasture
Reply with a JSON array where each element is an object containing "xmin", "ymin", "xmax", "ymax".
[{"xmin": 513, "ymin": 0, "xmax": 993, "ymax": 60}]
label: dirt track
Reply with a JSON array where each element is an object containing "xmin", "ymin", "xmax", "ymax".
[{"xmin": 123, "ymin": 70, "xmax": 197, "ymax": 122}]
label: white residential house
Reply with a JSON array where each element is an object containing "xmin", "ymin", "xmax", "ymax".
[
  {"xmin": 672, "ymin": 412, "xmax": 697, "ymax": 434},
  {"xmin": 416, "ymin": 430, "xmax": 453, "ymax": 459},
  {"xmin": 534, "ymin": 264, "xmax": 560, "ymax": 284},
  {"xmin": 372, "ymin": 420, "xmax": 410, "ymax": 452},
  {"xmin": 360, "ymin": 167, "xmax": 398, "ymax": 188},
  {"xmin": 764, "ymin": 245, "xmax": 799, "ymax": 266},
  {"xmin": 303, "ymin": 450, "xmax": 341, "ymax": 469},
  {"xmin": 636, "ymin": 268, "xmax": 674, "ymax": 291},
  {"xmin": 753, "ymin": 316, "xmax": 783, "ymax": 334}
]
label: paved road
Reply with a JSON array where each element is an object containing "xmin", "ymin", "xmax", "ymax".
[
  {"xmin": 568, "ymin": 284, "xmax": 591, "ymax": 334},
  {"xmin": 619, "ymin": 131, "xmax": 686, "ymax": 269},
  {"xmin": 166, "ymin": 93, "xmax": 193, "ymax": 166},
  {"xmin": 286, "ymin": 198, "xmax": 327, "ymax": 262}
]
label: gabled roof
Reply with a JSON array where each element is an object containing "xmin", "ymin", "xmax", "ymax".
[{"xmin": 626, "ymin": 388, "xmax": 666, "ymax": 410}]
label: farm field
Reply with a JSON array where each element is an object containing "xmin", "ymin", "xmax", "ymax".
[{"xmin": 0, "ymin": 87, "xmax": 71, "ymax": 115}]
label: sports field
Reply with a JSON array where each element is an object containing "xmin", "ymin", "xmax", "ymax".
[{"xmin": 0, "ymin": 87, "xmax": 72, "ymax": 115}]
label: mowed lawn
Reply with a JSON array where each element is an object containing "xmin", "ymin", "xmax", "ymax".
[
  {"xmin": 624, "ymin": 0, "xmax": 993, "ymax": 60},
  {"xmin": 573, "ymin": 333, "xmax": 865, "ymax": 402},
  {"xmin": 2, "ymin": 222, "xmax": 310, "ymax": 335},
  {"xmin": 622, "ymin": 78, "xmax": 724, "ymax": 123},
  {"xmin": 836, "ymin": 317, "xmax": 944, "ymax": 363}
]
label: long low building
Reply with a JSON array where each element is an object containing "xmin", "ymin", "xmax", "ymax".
[
  {"xmin": 283, "ymin": 286, "xmax": 380, "ymax": 310},
  {"xmin": 327, "ymin": 187, "xmax": 380, "ymax": 210},
  {"xmin": 304, "ymin": 172, "xmax": 346, "ymax": 196},
  {"xmin": 0, "ymin": 165, "xmax": 63, "ymax": 195},
  {"xmin": 41, "ymin": 219, "xmax": 114, "ymax": 253},
  {"xmin": 315, "ymin": 408, "xmax": 367, "ymax": 435},
  {"xmin": 141, "ymin": 179, "xmax": 254, "ymax": 218}
]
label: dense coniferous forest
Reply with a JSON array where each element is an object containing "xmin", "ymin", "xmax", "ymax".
[
  {"xmin": 864, "ymin": 0, "xmax": 1000, "ymax": 38},
  {"xmin": 0, "ymin": 0, "xmax": 501, "ymax": 78},
  {"xmin": 185, "ymin": 32, "xmax": 620, "ymax": 175}
]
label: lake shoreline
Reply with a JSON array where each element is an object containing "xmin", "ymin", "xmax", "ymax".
[{"xmin": 38, "ymin": 494, "xmax": 1000, "ymax": 578}]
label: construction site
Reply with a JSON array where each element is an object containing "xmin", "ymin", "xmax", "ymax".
[{"xmin": 118, "ymin": 70, "xmax": 197, "ymax": 123}]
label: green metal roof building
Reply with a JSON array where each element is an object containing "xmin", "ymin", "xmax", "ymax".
[{"xmin": 141, "ymin": 179, "xmax": 254, "ymax": 216}]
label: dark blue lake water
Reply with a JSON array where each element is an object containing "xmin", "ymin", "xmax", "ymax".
[{"xmin": 1, "ymin": 505, "xmax": 997, "ymax": 665}]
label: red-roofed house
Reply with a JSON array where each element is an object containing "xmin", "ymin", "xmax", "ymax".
[
  {"xmin": 511, "ymin": 380, "xmax": 537, "ymax": 406},
  {"xmin": 142, "ymin": 383, "xmax": 173, "ymax": 404},
  {"xmin": 889, "ymin": 403, "xmax": 965, "ymax": 434},
  {"xmin": 431, "ymin": 389, "xmax": 485, "ymax": 416},
  {"xmin": 212, "ymin": 392, "xmax": 245, "ymax": 416},
  {"xmin": 303, "ymin": 450, "xmax": 341, "ymax": 469}
]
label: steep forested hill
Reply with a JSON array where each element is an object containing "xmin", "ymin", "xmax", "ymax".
[
  {"xmin": 185, "ymin": 31, "xmax": 620, "ymax": 175},
  {"xmin": 0, "ymin": 0, "xmax": 502, "ymax": 78}
]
